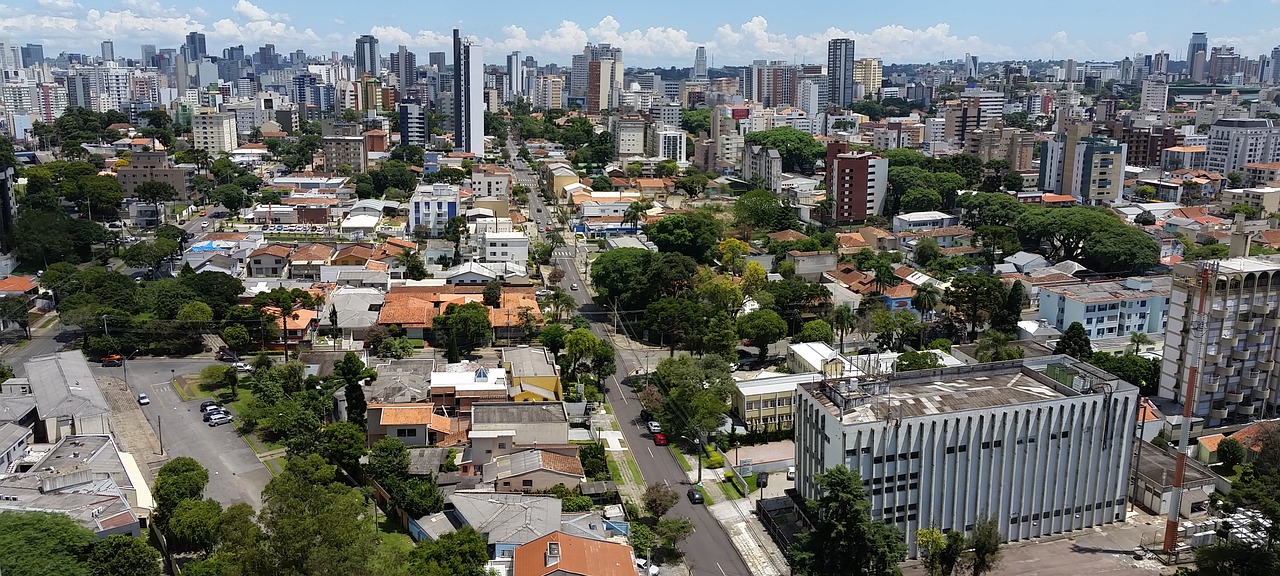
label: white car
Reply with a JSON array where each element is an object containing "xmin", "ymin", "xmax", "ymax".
[
  {"xmin": 570, "ymin": 283, "xmax": 579, "ymax": 291},
  {"xmin": 234, "ymin": 362, "xmax": 253, "ymax": 372},
  {"xmin": 647, "ymin": 421, "xmax": 662, "ymax": 434},
  {"xmin": 787, "ymin": 466, "xmax": 796, "ymax": 481},
  {"xmin": 137, "ymin": 393, "xmax": 150, "ymax": 406},
  {"xmin": 207, "ymin": 413, "xmax": 233, "ymax": 427}
]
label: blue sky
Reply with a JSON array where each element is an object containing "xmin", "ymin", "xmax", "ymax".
[{"xmin": 6, "ymin": 0, "xmax": 1280, "ymax": 66}]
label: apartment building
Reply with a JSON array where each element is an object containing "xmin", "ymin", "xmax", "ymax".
[
  {"xmin": 191, "ymin": 111, "xmax": 237, "ymax": 153},
  {"xmin": 795, "ymin": 357, "xmax": 1137, "ymax": 556},
  {"xmin": 1206, "ymin": 118, "xmax": 1280, "ymax": 175},
  {"xmin": 825, "ymin": 143, "xmax": 888, "ymax": 224},
  {"xmin": 408, "ymin": 184, "xmax": 460, "ymax": 238},
  {"xmin": 322, "ymin": 120, "xmax": 368, "ymax": 173},
  {"xmin": 1244, "ymin": 161, "xmax": 1280, "ymax": 187},
  {"xmin": 741, "ymin": 145, "xmax": 783, "ymax": 193},
  {"xmin": 1037, "ymin": 277, "xmax": 1171, "ymax": 336},
  {"xmin": 1220, "ymin": 186, "xmax": 1280, "ymax": 214},
  {"xmin": 532, "ymin": 75, "xmax": 564, "ymax": 110},
  {"xmin": 963, "ymin": 124, "xmax": 1036, "ymax": 172},
  {"xmin": 1038, "ymin": 123, "xmax": 1127, "ymax": 205},
  {"xmin": 116, "ymin": 151, "xmax": 192, "ymax": 199}
]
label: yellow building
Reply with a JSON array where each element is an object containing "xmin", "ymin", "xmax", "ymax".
[
  {"xmin": 852, "ymin": 57, "xmax": 883, "ymax": 98},
  {"xmin": 732, "ymin": 373, "xmax": 812, "ymax": 431},
  {"xmin": 501, "ymin": 346, "xmax": 562, "ymax": 402},
  {"xmin": 541, "ymin": 161, "xmax": 580, "ymax": 201}
]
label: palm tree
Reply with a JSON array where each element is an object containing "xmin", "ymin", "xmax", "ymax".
[
  {"xmin": 547, "ymin": 289, "xmax": 577, "ymax": 323},
  {"xmin": 622, "ymin": 201, "xmax": 646, "ymax": 230},
  {"xmin": 395, "ymin": 247, "xmax": 429, "ymax": 281},
  {"xmin": 832, "ymin": 303, "xmax": 855, "ymax": 353},
  {"xmin": 975, "ymin": 329, "xmax": 1024, "ymax": 363},
  {"xmin": 1129, "ymin": 331, "xmax": 1154, "ymax": 353},
  {"xmin": 870, "ymin": 261, "xmax": 899, "ymax": 294},
  {"xmin": 911, "ymin": 283, "xmax": 942, "ymax": 320}
]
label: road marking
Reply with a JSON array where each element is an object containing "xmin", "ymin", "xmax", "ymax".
[
  {"xmin": 648, "ymin": 447, "xmax": 654, "ymax": 458},
  {"xmin": 717, "ymin": 563, "xmax": 727, "ymax": 576},
  {"xmin": 663, "ymin": 478, "xmax": 669, "ymax": 487}
]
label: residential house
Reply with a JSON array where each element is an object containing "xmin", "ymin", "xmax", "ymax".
[
  {"xmin": 466, "ymin": 402, "xmax": 572, "ymax": 477},
  {"xmin": 262, "ymin": 305, "xmax": 318, "ymax": 348},
  {"xmin": 365, "ymin": 403, "xmax": 453, "ymax": 446},
  {"xmin": 0, "ymin": 467, "xmax": 141, "ymax": 538},
  {"xmin": 502, "ymin": 347, "xmax": 563, "ymax": 402},
  {"xmin": 785, "ymin": 250, "xmax": 837, "ymax": 281},
  {"xmin": 0, "ymin": 353, "xmax": 111, "ymax": 444},
  {"xmin": 412, "ymin": 492, "xmax": 560, "ymax": 553},
  {"xmin": 892, "ymin": 211, "xmax": 959, "ymax": 233},
  {"xmin": 512, "ymin": 532, "xmax": 636, "ymax": 576},
  {"xmin": 485, "ymin": 449, "xmax": 586, "ymax": 493},
  {"xmin": 248, "ymin": 244, "xmax": 293, "ymax": 277},
  {"xmin": 288, "ymin": 243, "xmax": 335, "ymax": 280},
  {"xmin": 1003, "ymin": 251, "xmax": 1050, "ymax": 273},
  {"xmin": 319, "ymin": 286, "xmax": 384, "ymax": 342},
  {"xmin": 333, "ymin": 244, "xmax": 376, "ymax": 266},
  {"xmin": 766, "ymin": 229, "xmax": 809, "ymax": 243},
  {"xmin": 428, "ymin": 364, "xmax": 509, "ymax": 417}
]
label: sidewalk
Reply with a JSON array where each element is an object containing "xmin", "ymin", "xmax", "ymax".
[{"xmin": 680, "ymin": 460, "xmax": 791, "ymax": 576}]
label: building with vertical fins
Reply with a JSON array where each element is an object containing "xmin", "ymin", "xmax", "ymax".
[{"xmin": 452, "ymin": 29, "xmax": 484, "ymax": 156}]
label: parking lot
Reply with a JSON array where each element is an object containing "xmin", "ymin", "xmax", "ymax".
[{"xmin": 94, "ymin": 359, "xmax": 272, "ymax": 509}]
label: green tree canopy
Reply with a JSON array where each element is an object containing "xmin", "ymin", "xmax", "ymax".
[
  {"xmin": 743, "ymin": 126, "xmax": 825, "ymax": 173},
  {"xmin": 790, "ymin": 466, "xmax": 907, "ymax": 576},
  {"xmin": 0, "ymin": 511, "xmax": 95, "ymax": 576},
  {"xmin": 87, "ymin": 534, "xmax": 161, "ymax": 576},
  {"xmin": 737, "ymin": 309, "xmax": 787, "ymax": 360},
  {"xmin": 647, "ymin": 212, "xmax": 721, "ymax": 263},
  {"xmin": 1054, "ymin": 322, "xmax": 1093, "ymax": 359}
]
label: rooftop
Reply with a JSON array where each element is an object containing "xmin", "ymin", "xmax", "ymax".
[
  {"xmin": 488, "ymin": 449, "xmax": 585, "ymax": 481},
  {"xmin": 514, "ymin": 531, "xmax": 636, "ymax": 576},
  {"xmin": 27, "ymin": 352, "xmax": 110, "ymax": 420},
  {"xmin": 1039, "ymin": 276, "xmax": 1171, "ymax": 303},
  {"xmin": 472, "ymin": 402, "xmax": 567, "ymax": 425},
  {"xmin": 502, "ymin": 347, "xmax": 559, "ymax": 378},
  {"xmin": 418, "ymin": 491, "xmax": 560, "ymax": 544}
]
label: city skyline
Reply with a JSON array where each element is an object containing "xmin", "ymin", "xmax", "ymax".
[{"xmin": 5, "ymin": 0, "xmax": 1280, "ymax": 67}]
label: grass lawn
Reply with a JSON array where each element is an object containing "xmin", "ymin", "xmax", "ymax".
[
  {"xmin": 697, "ymin": 485, "xmax": 715, "ymax": 505},
  {"xmin": 263, "ymin": 457, "xmax": 286, "ymax": 476},
  {"xmin": 668, "ymin": 444, "xmax": 693, "ymax": 472},
  {"xmin": 626, "ymin": 457, "xmax": 644, "ymax": 484},
  {"xmin": 224, "ymin": 388, "xmax": 285, "ymax": 454},
  {"xmin": 37, "ymin": 316, "xmax": 59, "ymax": 330},
  {"xmin": 744, "ymin": 473, "xmax": 759, "ymax": 494}
]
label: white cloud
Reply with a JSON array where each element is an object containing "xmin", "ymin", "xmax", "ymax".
[
  {"xmin": 36, "ymin": 0, "xmax": 81, "ymax": 14},
  {"xmin": 232, "ymin": 0, "xmax": 286, "ymax": 22}
]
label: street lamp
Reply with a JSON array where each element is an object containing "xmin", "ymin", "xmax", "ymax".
[{"xmin": 683, "ymin": 434, "xmax": 704, "ymax": 485}]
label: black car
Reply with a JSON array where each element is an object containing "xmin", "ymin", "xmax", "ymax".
[
  {"xmin": 687, "ymin": 488, "xmax": 705, "ymax": 504},
  {"xmin": 202, "ymin": 409, "xmax": 229, "ymax": 422},
  {"xmin": 199, "ymin": 400, "xmax": 219, "ymax": 411},
  {"xmin": 640, "ymin": 408, "xmax": 653, "ymax": 422},
  {"xmin": 756, "ymin": 471, "xmax": 769, "ymax": 489}
]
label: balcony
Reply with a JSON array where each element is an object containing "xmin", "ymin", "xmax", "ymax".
[
  {"xmin": 1238, "ymin": 319, "xmax": 1257, "ymax": 331},
  {"xmin": 1243, "ymin": 372, "xmax": 1261, "ymax": 388},
  {"xmin": 1210, "ymin": 406, "xmax": 1230, "ymax": 419},
  {"xmin": 1266, "ymin": 317, "xmax": 1280, "ymax": 329},
  {"xmin": 1220, "ymin": 336, "xmax": 1238, "ymax": 349},
  {"xmin": 1249, "ymin": 332, "xmax": 1268, "ymax": 345},
  {"xmin": 1205, "ymin": 352, "xmax": 1223, "ymax": 365},
  {"xmin": 1236, "ymin": 403, "xmax": 1257, "ymax": 416},
  {"xmin": 1254, "ymin": 303, "xmax": 1272, "ymax": 315},
  {"xmin": 1225, "ymin": 390, "xmax": 1246, "ymax": 403},
  {"xmin": 1258, "ymin": 360, "xmax": 1275, "ymax": 372},
  {"xmin": 1200, "ymin": 380, "xmax": 1221, "ymax": 393},
  {"xmin": 1232, "ymin": 349, "xmax": 1252, "ymax": 361},
  {"xmin": 1254, "ymin": 388, "xmax": 1272, "ymax": 401},
  {"xmin": 1211, "ymin": 308, "xmax": 1228, "ymax": 320},
  {"xmin": 1217, "ymin": 363, "xmax": 1239, "ymax": 376}
]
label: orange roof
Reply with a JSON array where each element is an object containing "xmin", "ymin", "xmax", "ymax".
[
  {"xmin": 262, "ymin": 306, "xmax": 317, "ymax": 331},
  {"xmin": 334, "ymin": 244, "xmax": 376, "ymax": 262},
  {"xmin": 836, "ymin": 232, "xmax": 869, "ymax": 251},
  {"xmin": 919, "ymin": 225, "xmax": 973, "ymax": 238},
  {"xmin": 1137, "ymin": 398, "xmax": 1162, "ymax": 424},
  {"xmin": 371, "ymin": 403, "xmax": 451, "ymax": 432},
  {"xmin": 882, "ymin": 283, "xmax": 917, "ymax": 299},
  {"xmin": 860, "ymin": 226, "xmax": 893, "ymax": 239},
  {"xmin": 290, "ymin": 243, "xmax": 335, "ymax": 263},
  {"xmin": 201, "ymin": 232, "xmax": 249, "ymax": 241},
  {"xmin": 365, "ymin": 260, "xmax": 389, "ymax": 272},
  {"xmin": 826, "ymin": 266, "xmax": 876, "ymax": 294},
  {"xmin": 939, "ymin": 246, "xmax": 982, "ymax": 256},
  {"xmin": 1041, "ymin": 194, "xmax": 1076, "ymax": 203},
  {"xmin": 635, "ymin": 178, "xmax": 665, "ymax": 188},
  {"xmin": 377, "ymin": 294, "xmax": 442, "ymax": 328},
  {"xmin": 1230, "ymin": 421, "xmax": 1277, "ymax": 452},
  {"xmin": 540, "ymin": 450, "xmax": 586, "ymax": 476},
  {"xmin": 1199, "ymin": 433, "xmax": 1224, "ymax": 453},
  {"xmin": 250, "ymin": 244, "xmax": 293, "ymax": 259},
  {"xmin": 514, "ymin": 532, "xmax": 636, "ymax": 576},
  {"xmin": 0, "ymin": 276, "xmax": 38, "ymax": 294},
  {"xmin": 767, "ymin": 229, "xmax": 809, "ymax": 242},
  {"xmin": 1256, "ymin": 229, "xmax": 1280, "ymax": 248}
]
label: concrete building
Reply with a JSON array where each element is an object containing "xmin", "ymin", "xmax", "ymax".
[
  {"xmin": 0, "ymin": 352, "xmax": 111, "ymax": 444},
  {"xmin": 827, "ymin": 38, "xmax": 856, "ymax": 109},
  {"xmin": 794, "ymin": 356, "xmax": 1138, "ymax": 556},
  {"xmin": 646, "ymin": 126, "xmax": 687, "ymax": 162},
  {"xmin": 532, "ymin": 75, "xmax": 564, "ymax": 110},
  {"xmin": 191, "ymin": 111, "xmax": 237, "ymax": 153},
  {"xmin": 322, "ymin": 120, "xmax": 368, "ymax": 173},
  {"xmin": 481, "ymin": 231, "xmax": 529, "ymax": 264},
  {"xmin": 355, "ymin": 34, "xmax": 379, "ymax": 77},
  {"xmin": 1038, "ymin": 123, "xmax": 1126, "ymax": 205},
  {"xmin": 1243, "ymin": 162, "xmax": 1280, "ymax": 187},
  {"xmin": 732, "ymin": 372, "xmax": 812, "ymax": 431},
  {"xmin": 1188, "ymin": 33, "xmax": 1209, "ymax": 82},
  {"xmin": 963, "ymin": 124, "xmax": 1036, "ymax": 172},
  {"xmin": 1206, "ymin": 118, "xmax": 1280, "ymax": 175},
  {"xmin": 1139, "ymin": 80, "xmax": 1169, "ymax": 113},
  {"xmin": 467, "ymin": 402, "xmax": 573, "ymax": 479},
  {"xmin": 611, "ymin": 114, "xmax": 646, "ymax": 158},
  {"xmin": 452, "ymin": 29, "xmax": 485, "ymax": 156},
  {"xmin": 116, "ymin": 151, "xmax": 192, "ymax": 199},
  {"xmin": 1037, "ymin": 277, "xmax": 1171, "ymax": 336},
  {"xmin": 1159, "ymin": 249, "xmax": 1280, "ymax": 426},
  {"xmin": 947, "ymin": 88, "xmax": 1006, "ymax": 143},
  {"xmin": 852, "ymin": 57, "xmax": 882, "ymax": 99},
  {"xmin": 741, "ymin": 145, "xmax": 783, "ymax": 193},
  {"xmin": 398, "ymin": 97, "xmax": 429, "ymax": 148},
  {"xmin": 390, "ymin": 44, "xmax": 415, "ymax": 91},
  {"xmin": 1221, "ymin": 186, "xmax": 1280, "ymax": 214},
  {"xmin": 825, "ymin": 143, "xmax": 888, "ymax": 224},
  {"xmin": 502, "ymin": 346, "xmax": 563, "ymax": 402},
  {"xmin": 586, "ymin": 57, "xmax": 623, "ymax": 115},
  {"xmin": 408, "ymin": 184, "xmax": 460, "ymax": 238}
]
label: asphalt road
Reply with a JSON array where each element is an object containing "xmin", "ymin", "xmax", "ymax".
[{"xmin": 94, "ymin": 358, "xmax": 271, "ymax": 509}]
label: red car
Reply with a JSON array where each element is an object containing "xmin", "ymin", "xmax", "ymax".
[{"xmin": 652, "ymin": 432, "xmax": 669, "ymax": 446}]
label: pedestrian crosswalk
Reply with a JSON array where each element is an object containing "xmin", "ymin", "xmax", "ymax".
[{"xmin": 553, "ymin": 249, "xmax": 574, "ymax": 258}]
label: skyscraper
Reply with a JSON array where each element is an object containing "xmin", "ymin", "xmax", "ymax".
[
  {"xmin": 692, "ymin": 46, "xmax": 708, "ymax": 80},
  {"xmin": 390, "ymin": 45, "xmax": 416, "ymax": 91},
  {"xmin": 20, "ymin": 43, "xmax": 43, "ymax": 68},
  {"xmin": 964, "ymin": 53, "xmax": 979, "ymax": 79},
  {"xmin": 827, "ymin": 38, "xmax": 855, "ymax": 109},
  {"xmin": 452, "ymin": 29, "xmax": 484, "ymax": 155},
  {"xmin": 184, "ymin": 32, "xmax": 206, "ymax": 61},
  {"xmin": 355, "ymin": 34, "xmax": 379, "ymax": 77},
  {"xmin": 428, "ymin": 52, "xmax": 446, "ymax": 72},
  {"xmin": 141, "ymin": 44, "xmax": 157, "ymax": 67},
  {"xmin": 506, "ymin": 51, "xmax": 526, "ymax": 102},
  {"xmin": 1188, "ymin": 32, "xmax": 1208, "ymax": 81},
  {"xmin": 571, "ymin": 43, "xmax": 621, "ymax": 98},
  {"xmin": 101, "ymin": 40, "xmax": 114, "ymax": 63},
  {"xmin": 1272, "ymin": 46, "xmax": 1280, "ymax": 84}
]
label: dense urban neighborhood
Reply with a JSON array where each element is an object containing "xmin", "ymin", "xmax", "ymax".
[{"xmin": 2, "ymin": 7, "xmax": 1280, "ymax": 576}]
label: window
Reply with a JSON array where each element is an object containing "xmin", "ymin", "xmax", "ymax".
[
  {"xmin": 396, "ymin": 428, "xmax": 417, "ymax": 438},
  {"xmin": 522, "ymin": 479, "xmax": 534, "ymax": 487},
  {"xmin": 498, "ymin": 442, "xmax": 506, "ymax": 449}
]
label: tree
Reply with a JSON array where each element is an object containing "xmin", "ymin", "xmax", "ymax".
[
  {"xmin": 832, "ymin": 303, "xmax": 856, "ymax": 353},
  {"xmin": 681, "ymin": 108, "xmax": 712, "ymax": 135},
  {"xmin": 395, "ymin": 247, "xmax": 430, "ymax": 281},
  {"xmin": 333, "ymin": 352, "xmax": 375, "ymax": 429},
  {"xmin": 790, "ymin": 466, "xmax": 907, "ymax": 576},
  {"xmin": 1218, "ymin": 437, "xmax": 1247, "ymax": 470},
  {"xmin": 794, "ymin": 319, "xmax": 835, "ymax": 344},
  {"xmin": 222, "ymin": 324, "xmax": 251, "ymax": 353},
  {"xmin": 737, "ymin": 309, "xmax": 787, "ymax": 360},
  {"xmin": 912, "ymin": 283, "xmax": 942, "ymax": 319},
  {"xmin": 84, "ymin": 537, "xmax": 159, "ymax": 576},
  {"xmin": 655, "ymin": 516, "xmax": 696, "ymax": 549},
  {"xmin": 914, "ymin": 236, "xmax": 942, "ymax": 267},
  {"xmin": 975, "ymin": 329, "xmax": 1024, "ymax": 363},
  {"xmin": 483, "ymin": 279, "xmax": 502, "ymax": 307},
  {"xmin": 742, "ymin": 261, "xmax": 767, "ymax": 297},
  {"xmin": 648, "ymin": 212, "xmax": 721, "ymax": 263},
  {"xmin": 564, "ymin": 328, "xmax": 601, "ymax": 375},
  {"xmin": 896, "ymin": 350, "xmax": 941, "ymax": 372},
  {"xmin": 591, "ymin": 339, "xmax": 617, "ymax": 385},
  {"xmin": 320, "ymin": 421, "xmax": 368, "ymax": 471},
  {"xmin": 735, "ymin": 189, "xmax": 792, "ymax": 232},
  {"xmin": 154, "ymin": 457, "xmax": 209, "ymax": 528},
  {"xmin": 645, "ymin": 297, "xmax": 707, "ymax": 355},
  {"xmin": 539, "ymin": 323, "xmax": 568, "ymax": 356},
  {"xmin": 742, "ymin": 126, "xmax": 825, "ymax": 173},
  {"xmin": 991, "ymin": 280, "xmax": 1023, "ymax": 333},
  {"xmin": 651, "ymin": 356, "xmax": 734, "ymax": 442},
  {"xmin": 433, "ymin": 302, "xmax": 492, "ymax": 361},
  {"xmin": 254, "ymin": 455, "xmax": 379, "ymax": 575},
  {"xmin": 176, "ymin": 300, "xmax": 214, "ymax": 325},
  {"xmin": 643, "ymin": 482, "xmax": 680, "ymax": 517},
  {"xmin": 901, "ymin": 187, "xmax": 944, "ymax": 212},
  {"xmin": 210, "ymin": 184, "xmax": 249, "ymax": 212},
  {"xmin": 122, "ymin": 238, "xmax": 179, "ymax": 271},
  {"xmin": 133, "ymin": 180, "xmax": 177, "ymax": 205},
  {"xmin": 943, "ymin": 273, "xmax": 1006, "ymax": 339},
  {"xmin": 366, "ymin": 438, "xmax": 411, "ymax": 484},
  {"xmin": 1227, "ymin": 171, "xmax": 1244, "ymax": 188},
  {"xmin": 0, "ymin": 510, "xmax": 95, "ymax": 576},
  {"xmin": 409, "ymin": 526, "xmax": 490, "ymax": 576},
  {"xmin": 168, "ymin": 498, "xmax": 223, "ymax": 556},
  {"xmin": 1080, "ymin": 225, "xmax": 1160, "ymax": 274},
  {"xmin": 1054, "ymin": 322, "xmax": 1093, "ymax": 359},
  {"xmin": 629, "ymin": 522, "xmax": 658, "ymax": 557},
  {"xmin": 967, "ymin": 516, "xmax": 1003, "ymax": 576}
]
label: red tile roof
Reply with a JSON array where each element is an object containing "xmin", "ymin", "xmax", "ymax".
[
  {"xmin": 514, "ymin": 532, "xmax": 636, "ymax": 576},
  {"xmin": 767, "ymin": 229, "xmax": 809, "ymax": 242}
]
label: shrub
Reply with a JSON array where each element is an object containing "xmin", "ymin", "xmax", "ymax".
[
  {"xmin": 623, "ymin": 500, "xmax": 642, "ymax": 520},
  {"xmin": 704, "ymin": 445, "xmax": 725, "ymax": 469}
]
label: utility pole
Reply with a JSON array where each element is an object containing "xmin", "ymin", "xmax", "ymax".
[{"xmin": 1163, "ymin": 262, "xmax": 1215, "ymax": 554}]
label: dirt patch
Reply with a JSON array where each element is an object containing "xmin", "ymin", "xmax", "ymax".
[{"xmin": 97, "ymin": 375, "xmax": 166, "ymax": 483}]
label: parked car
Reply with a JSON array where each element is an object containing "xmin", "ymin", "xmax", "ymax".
[
  {"xmin": 101, "ymin": 359, "xmax": 123, "ymax": 367},
  {"xmin": 234, "ymin": 362, "xmax": 253, "ymax": 372},
  {"xmin": 203, "ymin": 409, "xmax": 230, "ymax": 422},
  {"xmin": 786, "ymin": 466, "xmax": 796, "ymax": 481},
  {"xmin": 199, "ymin": 400, "xmax": 219, "ymax": 411},
  {"xmin": 647, "ymin": 421, "xmax": 662, "ymax": 434},
  {"xmin": 207, "ymin": 413, "xmax": 233, "ymax": 427},
  {"xmin": 756, "ymin": 471, "xmax": 769, "ymax": 489},
  {"xmin": 652, "ymin": 432, "xmax": 668, "ymax": 446},
  {"xmin": 640, "ymin": 408, "xmax": 653, "ymax": 422},
  {"xmin": 136, "ymin": 393, "xmax": 150, "ymax": 406},
  {"xmin": 200, "ymin": 403, "xmax": 224, "ymax": 413},
  {"xmin": 570, "ymin": 283, "xmax": 579, "ymax": 291},
  {"xmin": 687, "ymin": 488, "xmax": 704, "ymax": 504}
]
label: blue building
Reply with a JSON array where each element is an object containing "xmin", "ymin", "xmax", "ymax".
[{"xmin": 1038, "ymin": 276, "xmax": 1171, "ymax": 338}]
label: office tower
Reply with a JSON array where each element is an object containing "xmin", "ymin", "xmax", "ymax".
[
  {"xmin": 586, "ymin": 58, "xmax": 623, "ymax": 114},
  {"xmin": 1038, "ymin": 122, "xmax": 1127, "ymax": 205},
  {"xmin": 1152, "ymin": 51, "xmax": 1170, "ymax": 75},
  {"xmin": 100, "ymin": 40, "xmax": 114, "ymax": 63},
  {"xmin": 852, "ymin": 57, "xmax": 882, "ymax": 99},
  {"xmin": 0, "ymin": 41, "xmax": 18, "ymax": 70},
  {"xmin": 794, "ymin": 355, "xmax": 1136, "ymax": 557},
  {"xmin": 184, "ymin": 31, "xmax": 206, "ymax": 61},
  {"xmin": 452, "ymin": 29, "xmax": 484, "ymax": 155},
  {"xmin": 692, "ymin": 46, "xmax": 708, "ymax": 80},
  {"xmin": 1188, "ymin": 32, "xmax": 1209, "ymax": 81},
  {"xmin": 1139, "ymin": 80, "xmax": 1168, "ymax": 112},
  {"xmin": 506, "ymin": 51, "xmax": 525, "ymax": 101},
  {"xmin": 291, "ymin": 50, "xmax": 306, "ymax": 65},
  {"xmin": 827, "ymin": 38, "xmax": 855, "ymax": 108},
  {"xmin": 355, "ymin": 34, "xmax": 379, "ymax": 77},
  {"xmin": 522, "ymin": 55, "xmax": 537, "ymax": 97},
  {"xmin": 532, "ymin": 75, "xmax": 564, "ymax": 110},
  {"xmin": 19, "ymin": 43, "xmax": 42, "ymax": 67},
  {"xmin": 1119, "ymin": 57, "xmax": 1134, "ymax": 83},
  {"xmin": 1064, "ymin": 59, "xmax": 1078, "ymax": 83},
  {"xmin": 824, "ymin": 143, "xmax": 889, "ymax": 223},
  {"xmin": 398, "ymin": 96, "xmax": 429, "ymax": 148},
  {"xmin": 390, "ymin": 45, "xmax": 416, "ymax": 91},
  {"xmin": 140, "ymin": 44, "xmax": 157, "ymax": 67},
  {"xmin": 1206, "ymin": 118, "xmax": 1280, "ymax": 174},
  {"xmin": 1208, "ymin": 46, "xmax": 1242, "ymax": 83},
  {"xmin": 257, "ymin": 43, "xmax": 277, "ymax": 72},
  {"xmin": 429, "ymin": 51, "xmax": 446, "ymax": 72},
  {"xmin": 964, "ymin": 53, "xmax": 979, "ymax": 79},
  {"xmin": 1272, "ymin": 47, "xmax": 1280, "ymax": 84},
  {"xmin": 571, "ymin": 43, "xmax": 621, "ymax": 98}
]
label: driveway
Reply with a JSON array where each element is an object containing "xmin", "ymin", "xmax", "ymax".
[{"xmin": 95, "ymin": 359, "xmax": 271, "ymax": 509}]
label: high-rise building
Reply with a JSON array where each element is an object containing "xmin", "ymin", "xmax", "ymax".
[
  {"xmin": 140, "ymin": 44, "xmax": 157, "ymax": 67},
  {"xmin": 390, "ymin": 45, "xmax": 416, "ymax": 91},
  {"xmin": 852, "ymin": 57, "xmax": 882, "ymax": 99},
  {"xmin": 532, "ymin": 75, "xmax": 564, "ymax": 110},
  {"xmin": 692, "ymin": 46, "xmax": 708, "ymax": 80},
  {"xmin": 34, "ymin": 82, "xmax": 68, "ymax": 124},
  {"xmin": 1152, "ymin": 51, "xmax": 1171, "ymax": 75},
  {"xmin": 19, "ymin": 43, "xmax": 42, "ymax": 68},
  {"xmin": 100, "ymin": 40, "xmax": 114, "ymax": 64},
  {"xmin": 1064, "ymin": 59, "xmax": 1078, "ymax": 83},
  {"xmin": 964, "ymin": 53, "xmax": 979, "ymax": 79},
  {"xmin": 963, "ymin": 124, "xmax": 1036, "ymax": 173},
  {"xmin": 1038, "ymin": 122, "xmax": 1127, "ymax": 205},
  {"xmin": 793, "ymin": 354, "xmax": 1137, "ymax": 557},
  {"xmin": 322, "ymin": 121, "xmax": 368, "ymax": 173},
  {"xmin": 452, "ymin": 29, "xmax": 484, "ymax": 156},
  {"xmin": 824, "ymin": 142, "xmax": 888, "ymax": 223},
  {"xmin": 945, "ymin": 87, "xmax": 1006, "ymax": 143},
  {"xmin": 1208, "ymin": 46, "xmax": 1242, "ymax": 83},
  {"xmin": 506, "ymin": 51, "xmax": 526, "ymax": 102},
  {"xmin": 1119, "ymin": 57, "xmax": 1134, "ymax": 83},
  {"xmin": 428, "ymin": 52, "xmax": 446, "ymax": 72},
  {"xmin": 1160, "ymin": 241, "xmax": 1280, "ymax": 426},
  {"xmin": 586, "ymin": 58, "xmax": 622, "ymax": 114},
  {"xmin": 355, "ymin": 34, "xmax": 379, "ymax": 77},
  {"xmin": 1139, "ymin": 80, "xmax": 1169, "ymax": 112},
  {"xmin": 1272, "ymin": 46, "xmax": 1280, "ymax": 84},
  {"xmin": 192, "ymin": 111, "xmax": 238, "ymax": 153},
  {"xmin": 0, "ymin": 162, "xmax": 14, "ymax": 253},
  {"xmin": 827, "ymin": 38, "xmax": 855, "ymax": 109},
  {"xmin": 1188, "ymin": 32, "xmax": 1209, "ymax": 81},
  {"xmin": 398, "ymin": 97, "xmax": 429, "ymax": 148},
  {"xmin": 571, "ymin": 43, "xmax": 622, "ymax": 98},
  {"xmin": 256, "ymin": 43, "xmax": 277, "ymax": 72},
  {"xmin": 1206, "ymin": 118, "xmax": 1280, "ymax": 174},
  {"xmin": 184, "ymin": 31, "xmax": 206, "ymax": 61},
  {"xmin": 744, "ymin": 60, "xmax": 797, "ymax": 108}
]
